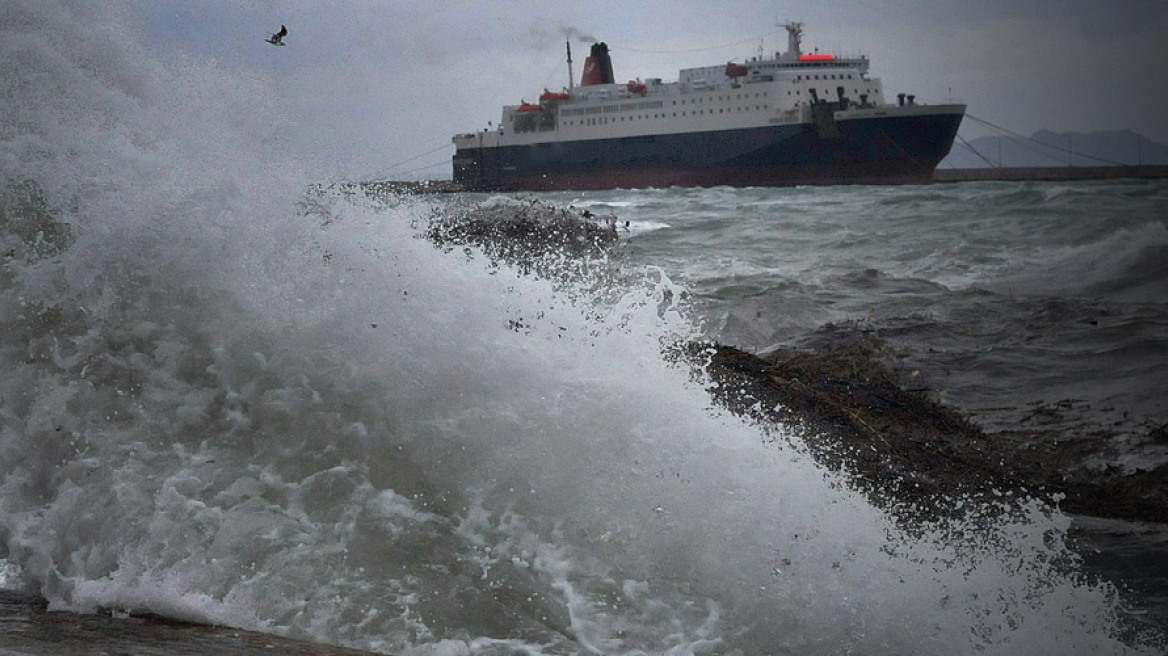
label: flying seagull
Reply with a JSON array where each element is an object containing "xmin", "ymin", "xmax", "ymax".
[{"xmin": 265, "ymin": 25, "xmax": 287, "ymax": 46}]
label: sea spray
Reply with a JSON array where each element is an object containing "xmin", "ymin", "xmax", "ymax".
[{"xmin": 1, "ymin": 2, "xmax": 1163, "ymax": 654}]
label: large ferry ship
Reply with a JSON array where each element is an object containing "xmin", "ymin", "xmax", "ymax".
[{"xmin": 452, "ymin": 23, "xmax": 965, "ymax": 190}]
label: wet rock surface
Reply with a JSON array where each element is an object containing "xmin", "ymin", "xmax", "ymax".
[
  {"xmin": 698, "ymin": 326, "xmax": 1168, "ymax": 525},
  {"xmin": 424, "ymin": 196, "xmax": 1168, "ymax": 526},
  {"xmin": 423, "ymin": 197, "xmax": 619, "ymax": 276},
  {"xmin": 6, "ymin": 197, "xmax": 1162, "ymax": 652},
  {"xmin": 0, "ymin": 589, "xmax": 378, "ymax": 656}
]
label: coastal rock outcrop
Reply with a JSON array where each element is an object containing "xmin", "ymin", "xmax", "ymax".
[{"xmin": 419, "ymin": 195, "xmax": 1168, "ymax": 525}]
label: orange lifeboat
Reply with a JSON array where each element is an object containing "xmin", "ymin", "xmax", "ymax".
[
  {"xmin": 517, "ymin": 102, "xmax": 542, "ymax": 112},
  {"xmin": 626, "ymin": 80, "xmax": 647, "ymax": 96},
  {"xmin": 725, "ymin": 62, "xmax": 748, "ymax": 78},
  {"xmin": 540, "ymin": 90, "xmax": 570, "ymax": 102}
]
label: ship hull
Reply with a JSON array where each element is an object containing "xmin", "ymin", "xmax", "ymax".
[{"xmin": 454, "ymin": 108, "xmax": 964, "ymax": 191}]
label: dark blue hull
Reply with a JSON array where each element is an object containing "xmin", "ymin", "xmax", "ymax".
[{"xmin": 453, "ymin": 110, "xmax": 964, "ymax": 190}]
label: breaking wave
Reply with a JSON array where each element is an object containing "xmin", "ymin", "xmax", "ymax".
[{"xmin": 1, "ymin": 2, "xmax": 1162, "ymax": 654}]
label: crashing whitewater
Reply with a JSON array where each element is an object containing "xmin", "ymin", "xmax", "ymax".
[{"xmin": 1, "ymin": 2, "xmax": 1163, "ymax": 654}]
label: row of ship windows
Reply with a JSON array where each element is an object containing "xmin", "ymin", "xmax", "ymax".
[
  {"xmin": 548, "ymin": 81, "xmax": 874, "ymax": 127},
  {"xmin": 673, "ymin": 91, "xmax": 768, "ymax": 105},
  {"xmin": 789, "ymin": 88, "xmax": 876, "ymax": 96},
  {"xmin": 757, "ymin": 63, "xmax": 862, "ymax": 73},
  {"xmin": 564, "ymin": 105, "xmax": 771, "ymax": 126},
  {"xmin": 563, "ymin": 100, "xmax": 665, "ymax": 117},
  {"xmin": 562, "ymin": 92, "xmax": 771, "ymax": 117},
  {"xmin": 795, "ymin": 74, "xmax": 856, "ymax": 81}
]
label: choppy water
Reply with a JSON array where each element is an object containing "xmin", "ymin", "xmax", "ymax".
[
  {"xmin": 2, "ymin": 2, "xmax": 1167, "ymax": 654},
  {"xmin": 558, "ymin": 180, "xmax": 1168, "ymax": 442}
]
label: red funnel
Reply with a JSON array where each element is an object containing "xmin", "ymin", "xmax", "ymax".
[{"xmin": 581, "ymin": 42, "xmax": 614, "ymax": 86}]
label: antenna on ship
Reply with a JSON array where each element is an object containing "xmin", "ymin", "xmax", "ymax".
[{"xmin": 566, "ymin": 40, "xmax": 575, "ymax": 93}]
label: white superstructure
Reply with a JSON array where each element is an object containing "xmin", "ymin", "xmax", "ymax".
[{"xmin": 453, "ymin": 22, "xmax": 936, "ymax": 151}]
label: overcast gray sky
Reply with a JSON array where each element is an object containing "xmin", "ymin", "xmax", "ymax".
[{"xmin": 134, "ymin": 1, "xmax": 1168, "ymax": 181}]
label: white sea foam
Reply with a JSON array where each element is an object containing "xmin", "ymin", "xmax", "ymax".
[{"xmin": 0, "ymin": 2, "xmax": 1162, "ymax": 654}]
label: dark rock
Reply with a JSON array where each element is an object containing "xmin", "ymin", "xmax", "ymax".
[
  {"xmin": 696, "ymin": 330, "xmax": 1168, "ymax": 525},
  {"xmin": 423, "ymin": 197, "xmax": 619, "ymax": 275},
  {"xmin": 0, "ymin": 589, "xmax": 379, "ymax": 655},
  {"xmin": 415, "ymin": 197, "xmax": 1168, "ymax": 525}
]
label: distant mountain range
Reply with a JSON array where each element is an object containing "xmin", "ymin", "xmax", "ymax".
[{"xmin": 941, "ymin": 129, "xmax": 1168, "ymax": 168}]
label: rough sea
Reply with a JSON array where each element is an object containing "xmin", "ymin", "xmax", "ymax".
[{"xmin": 2, "ymin": 3, "xmax": 1167, "ymax": 655}]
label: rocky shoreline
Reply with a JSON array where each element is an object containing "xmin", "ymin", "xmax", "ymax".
[
  {"xmin": 696, "ymin": 330, "xmax": 1168, "ymax": 525},
  {"xmin": 0, "ymin": 589, "xmax": 376, "ymax": 656},
  {"xmin": 423, "ymin": 196, "xmax": 1168, "ymax": 526},
  {"xmin": 4, "ymin": 195, "xmax": 1161, "ymax": 655}
]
